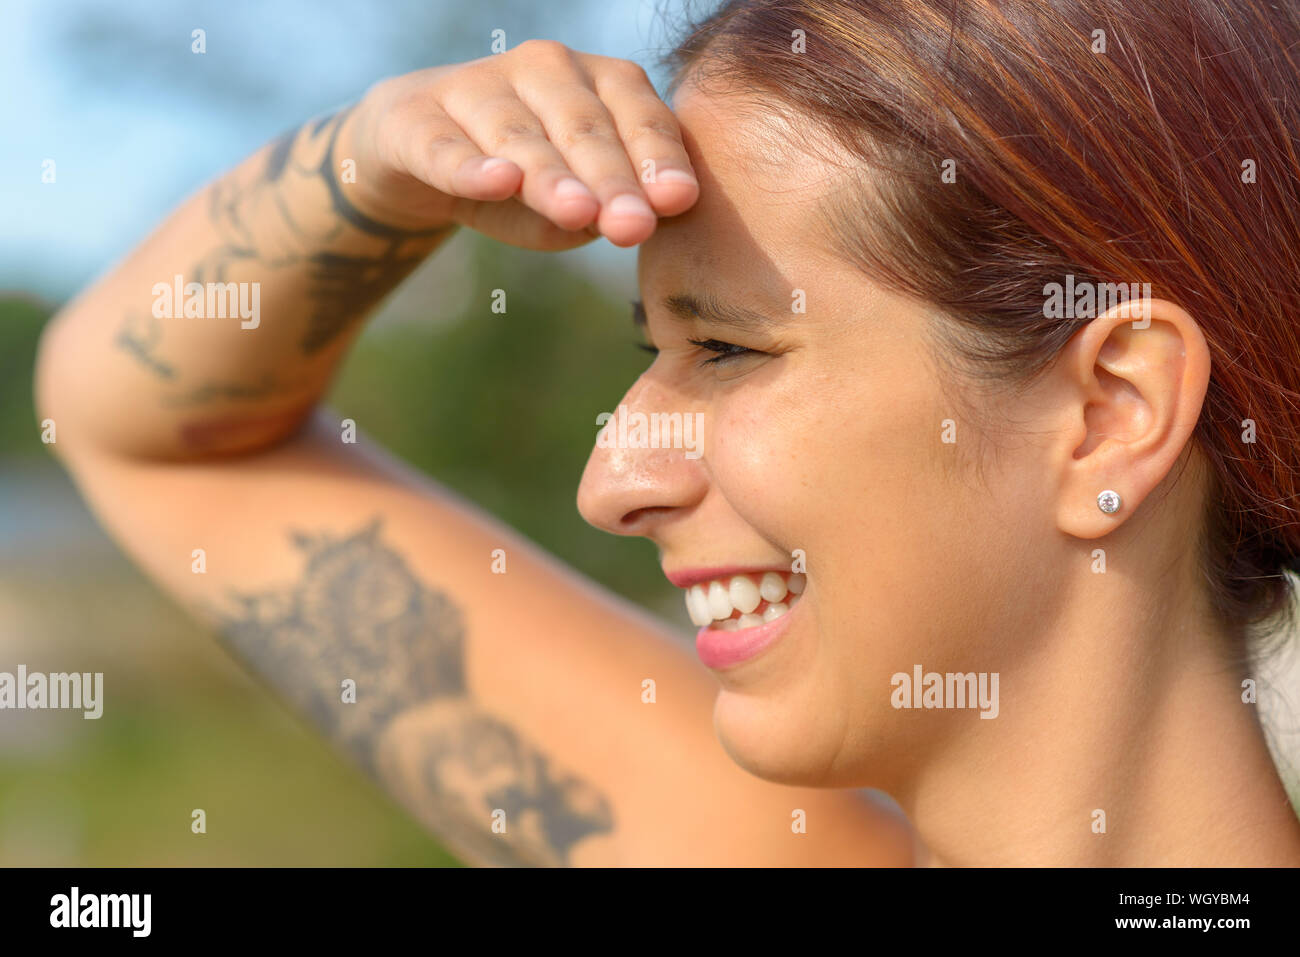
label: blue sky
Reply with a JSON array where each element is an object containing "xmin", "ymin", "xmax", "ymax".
[{"xmin": 1, "ymin": 0, "xmax": 692, "ymax": 302}]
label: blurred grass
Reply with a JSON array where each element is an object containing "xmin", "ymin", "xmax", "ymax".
[{"xmin": 0, "ymin": 234, "xmax": 680, "ymax": 865}]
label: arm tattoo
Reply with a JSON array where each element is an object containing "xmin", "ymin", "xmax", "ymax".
[
  {"xmin": 115, "ymin": 313, "xmax": 176, "ymax": 380},
  {"xmin": 213, "ymin": 519, "xmax": 614, "ymax": 866},
  {"xmin": 139, "ymin": 109, "xmax": 453, "ymax": 405},
  {"xmin": 196, "ymin": 108, "xmax": 451, "ymax": 357},
  {"xmin": 160, "ymin": 372, "xmax": 303, "ymax": 408}
]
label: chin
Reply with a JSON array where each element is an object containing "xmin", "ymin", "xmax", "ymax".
[{"xmin": 712, "ymin": 687, "xmax": 863, "ymax": 788}]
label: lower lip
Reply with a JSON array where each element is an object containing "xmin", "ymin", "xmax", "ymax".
[{"xmin": 694, "ymin": 598, "xmax": 800, "ymax": 670}]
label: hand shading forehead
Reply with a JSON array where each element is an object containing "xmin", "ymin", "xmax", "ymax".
[{"xmin": 639, "ymin": 84, "xmax": 853, "ymax": 322}]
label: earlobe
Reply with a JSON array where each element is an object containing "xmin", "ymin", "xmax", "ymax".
[{"xmin": 1054, "ymin": 298, "xmax": 1211, "ymax": 541}]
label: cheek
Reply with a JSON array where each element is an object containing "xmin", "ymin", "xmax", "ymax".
[
  {"xmin": 711, "ymin": 345, "xmax": 1001, "ymax": 642},
  {"xmin": 818, "ymin": 364, "xmax": 988, "ymax": 606},
  {"xmin": 707, "ymin": 351, "xmax": 956, "ymax": 554},
  {"xmin": 706, "ymin": 369, "xmax": 825, "ymax": 551}
]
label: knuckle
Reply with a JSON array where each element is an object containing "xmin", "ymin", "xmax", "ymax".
[
  {"xmin": 554, "ymin": 114, "xmax": 614, "ymax": 150},
  {"xmin": 426, "ymin": 130, "xmax": 467, "ymax": 153},
  {"xmin": 438, "ymin": 82, "xmax": 477, "ymax": 118},
  {"xmin": 610, "ymin": 58, "xmax": 650, "ymax": 84},
  {"xmin": 623, "ymin": 115, "xmax": 680, "ymax": 145},
  {"xmin": 515, "ymin": 38, "xmax": 572, "ymax": 62},
  {"xmin": 489, "ymin": 121, "xmax": 541, "ymax": 149}
]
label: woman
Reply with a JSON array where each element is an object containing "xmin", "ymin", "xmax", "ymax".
[{"xmin": 35, "ymin": 0, "xmax": 1300, "ymax": 865}]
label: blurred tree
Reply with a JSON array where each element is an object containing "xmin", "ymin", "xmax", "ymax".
[{"xmin": 0, "ymin": 297, "xmax": 48, "ymax": 461}]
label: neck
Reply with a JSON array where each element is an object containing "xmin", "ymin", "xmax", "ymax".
[{"xmin": 897, "ymin": 578, "xmax": 1300, "ymax": 866}]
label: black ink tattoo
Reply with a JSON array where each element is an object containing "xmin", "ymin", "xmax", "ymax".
[
  {"xmin": 115, "ymin": 314, "xmax": 176, "ymax": 380},
  {"xmin": 137, "ymin": 109, "xmax": 451, "ymax": 406},
  {"xmin": 159, "ymin": 371, "xmax": 302, "ymax": 407},
  {"xmin": 213, "ymin": 519, "xmax": 614, "ymax": 866},
  {"xmin": 193, "ymin": 109, "xmax": 450, "ymax": 358},
  {"xmin": 307, "ymin": 105, "xmax": 450, "ymax": 243},
  {"xmin": 417, "ymin": 713, "xmax": 615, "ymax": 862},
  {"xmin": 299, "ymin": 246, "xmax": 428, "ymax": 354}
]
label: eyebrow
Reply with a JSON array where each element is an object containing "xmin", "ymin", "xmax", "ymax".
[{"xmin": 630, "ymin": 293, "xmax": 783, "ymax": 334}]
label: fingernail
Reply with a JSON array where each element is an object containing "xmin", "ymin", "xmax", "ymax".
[
  {"xmin": 655, "ymin": 168, "xmax": 698, "ymax": 186},
  {"xmin": 555, "ymin": 177, "xmax": 595, "ymax": 200},
  {"xmin": 607, "ymin": 194, "xmax": 655, "ymax": 218},
  {"xmin": 479, "ymin": 157, "xmax": 514, "ymax": 174}
]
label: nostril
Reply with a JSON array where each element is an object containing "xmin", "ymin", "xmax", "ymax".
[{"xmin": 619, "ymin": 505, "xmax": 674, "ymax": 531}]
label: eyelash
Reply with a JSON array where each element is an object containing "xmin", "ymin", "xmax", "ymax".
[{"xmin": 636, "ymin": 339, "xmax": 757, "ymax": 366}]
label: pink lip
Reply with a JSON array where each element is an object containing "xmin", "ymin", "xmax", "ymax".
[
  {"xmin": 664, "ymin": 565, "xmax": 790, "ymax": 589},
  {"xmin": 694, "ymin": 596, "xmax": 801, "ymax": 670}
]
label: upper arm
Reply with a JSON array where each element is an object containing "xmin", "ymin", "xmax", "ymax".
[{"xmin": 52, "ymin": 411, "xmax": 915, "ymax": 866}]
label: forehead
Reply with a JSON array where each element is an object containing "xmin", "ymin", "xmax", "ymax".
[{"xmin": 637, "ymin": 83, "xmax": 849, "ymax": 301}]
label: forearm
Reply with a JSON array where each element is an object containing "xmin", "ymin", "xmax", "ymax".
[{"xmin": 36, "ymin": 106, "xmax": 454, "ymax": 460}]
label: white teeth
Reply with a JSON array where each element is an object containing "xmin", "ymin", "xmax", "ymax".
[
  {"xmin": 681, "ymin": 571, "xmax": 807, "ymax": 629},
  {"xmin": 758, "ymin": 572, "xmax": 787, "ymax": 603},
  {"xmin": 707, "ymin": 581, "xmax": 733, "ymax": 620},
  {"xmin": 685, "ymin": 585, "xmax": 712, "ymax": 627},
  {"xmin": 728, "ymin": 575, "xmax": 761, "ymax": 614}
]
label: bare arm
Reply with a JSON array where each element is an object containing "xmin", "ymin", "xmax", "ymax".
[
  {"xmin": 35, "ymin": 44, "xmax": 916, "ymax": 866},
  {"xmin": 49, "ymin": 104, "xmax": 452, "ymax": 460}
]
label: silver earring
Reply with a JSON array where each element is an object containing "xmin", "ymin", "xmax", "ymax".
[{"xmin": 1097, "ymin": 490, "xmax": 1122, "ymax": 514}]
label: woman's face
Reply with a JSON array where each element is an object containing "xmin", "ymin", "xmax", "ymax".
[{"xmin": 577, "ymin": 84, "xmax": 1060, "ymax": 791}]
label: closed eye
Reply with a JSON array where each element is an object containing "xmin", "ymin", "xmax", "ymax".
[
  {"xmin": 629, "ymin": 299, "xmax": 764, "ymax": 368},
  {"xmin": 686, "ymin": 338, "xmax": 758, "ymax": 365},
  {"xmin": 634, "ymin": 340, "xmax": 757, "ymax": 368}
]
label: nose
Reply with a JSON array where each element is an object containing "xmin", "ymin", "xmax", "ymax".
[{"xmin": 576, "ymin": 376, "xmax": 709, "ymax": 539}]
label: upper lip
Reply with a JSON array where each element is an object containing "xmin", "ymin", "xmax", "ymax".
[{"xmin": 663, "ymin": 565, "xmax": 794, "ymax": 589}]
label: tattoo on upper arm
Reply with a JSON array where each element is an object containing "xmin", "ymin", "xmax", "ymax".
[{"xmin": 213, "ymin": 519, "xmax": 615, "ymax": 866}]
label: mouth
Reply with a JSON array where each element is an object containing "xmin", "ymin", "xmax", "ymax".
[
  {"xmin": 679, "ymin": 570, "xmax": 805, "ymax": 630},
  {"xmin": 669, "ymin": 569, "xmax": 806, "ymax": 670}
]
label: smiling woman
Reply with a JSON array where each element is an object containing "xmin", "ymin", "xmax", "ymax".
[{"xmin": 32, "ymin": 0, "xmax": 1300, "ymax": 867}]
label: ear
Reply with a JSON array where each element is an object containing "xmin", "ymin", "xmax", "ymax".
[{"xmin": 1052, "ymin": 298, "xmax": 1211, "ymax": 539}]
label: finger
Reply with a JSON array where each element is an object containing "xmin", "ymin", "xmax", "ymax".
[
  {"xmin": 589, "ymin": 59, "xmax": 700, "ymax": 218},
  {"xmin": 445, "ymin": 92, "xmax": 602, "ymax": 231},
  {"xmin": 397, "ymin": 112, "xmax": 523, "ymax": 202},
  {"xmin": 516, "ymin": 81, "xmax": 660, "ymax": 248},
  {"xmin": 462, "ymin": 195, "xmax": 602, "ymax": 252}
]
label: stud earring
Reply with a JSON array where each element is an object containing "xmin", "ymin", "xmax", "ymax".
[{"xmin": 1097, "ymin": 490, "xmax": 1122, "ymax": 514}]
